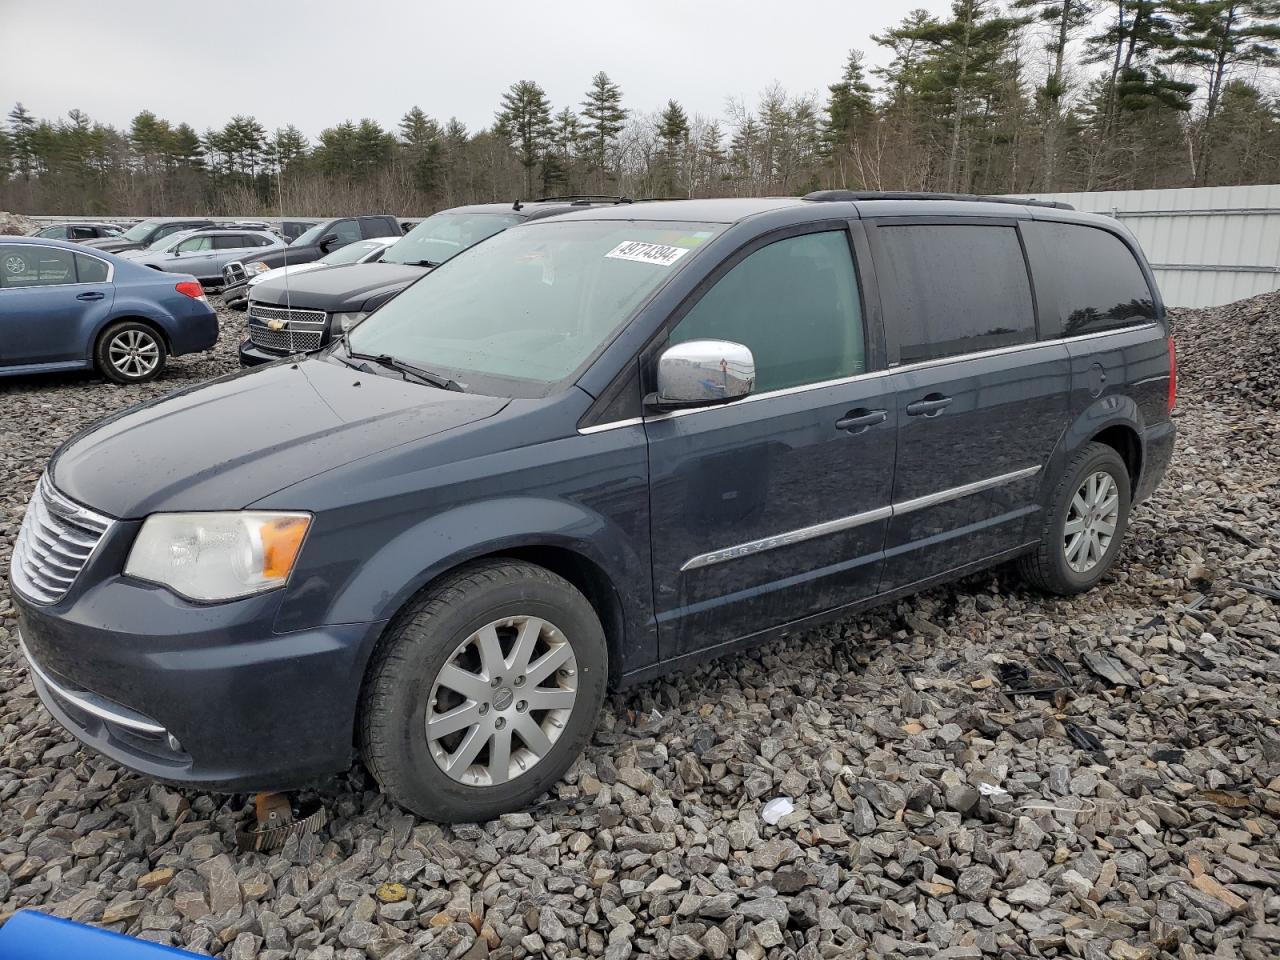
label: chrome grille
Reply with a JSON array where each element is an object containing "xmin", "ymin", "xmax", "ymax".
[
  {"xmin": 10, "ymin": 475, "xmax": 114, "ymax": 604},
  {"xmin": 248, "ymin": 325, "xmax": 323, "ymax": 353},
  {"xmin": 223, "ymin": 261, "xmax": 247, "ymax": 285},
  {"xmin": 247, "ymin": 301, "xmax": 327, "ymax": 354},
  {"xmin": 249, "ymin": 303, "xmax": 326, "ymax": 325}
]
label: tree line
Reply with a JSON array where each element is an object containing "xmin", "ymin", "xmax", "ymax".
[{"xmin": 3, "ymin": 0, "xmax": 1280, "ymax": 217}]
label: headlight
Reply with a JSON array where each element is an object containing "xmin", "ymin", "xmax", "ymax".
[
  {"xmin": 333, "ymin": 312, "xmax": 368, "ymax": 333},
  {"xmin": 125, "ymin": 512, "xmax": 312, "ymax": 602},
  {"xmin": 245, "ymin": 261, "xmax": 271, "ymax": 276}
]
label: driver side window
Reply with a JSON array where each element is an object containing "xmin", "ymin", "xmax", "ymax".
[
  {"xmin": 669, "ymin": 230, "xmax": 866, "ymax": 394},
  {"xmin": 332, "ymin": 220, "xmax": 362, "ymax": 244},
  {"xmin": 177, "ymin": 236, "xmax": 213, "ymax": 253}
]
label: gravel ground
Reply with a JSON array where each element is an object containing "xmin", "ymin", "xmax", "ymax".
[{"xmin": 1, "ymin": 299, "xmax": 1278, "ymax": 960}]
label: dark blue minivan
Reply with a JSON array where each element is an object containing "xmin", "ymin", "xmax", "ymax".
[
  {"xmin": 10, "ymin": 194, "xmax": 1175, "ymax": 820},
  {"xmin": 0, "ymin": 237, "xmax": 218, "ymax": 383}
]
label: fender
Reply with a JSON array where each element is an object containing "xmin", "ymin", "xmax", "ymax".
[
  {"xmin": 274, "ymin": 494, "xmax": 657, "ymax": 677},
  {"xmin": 86, "ymin": 295, "xmax": 175, "ymax": 361},
  {"xmin": 1032, "ymin": 392, "xmax": 1146, "ymax": 523}
]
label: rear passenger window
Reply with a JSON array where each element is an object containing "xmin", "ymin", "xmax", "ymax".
[
  {"xmin": 0, "ymin": 245, "xmax": 77, "ymax": 288},
  {"xmin": 213, "ymin": 235, "xmax": 247, "ymax": 250},
  {"xmin": 75, "ymin": 253, "xmax": 109, "ymax": 283},
  {"xmin": 1034, "ymin": 222, "xmax": 1155, "ymax": 336},
  {"xmin": 670, "ymin": 230, "xmax": 865, "ymax": 393},
  {"xmin": 875, "ymin": 224, "xmax": 1035, "ymax": 364}
]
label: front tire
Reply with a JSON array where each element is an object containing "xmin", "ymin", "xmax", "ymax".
[
  {"xmin": 359, "ymin": 560, "xmax": 607, "ymax": 821},
  {"xmin": 95, "ymin": 321, "xmax": 167, "ymax": 384},
  {"xmin": 1018, "ymin": 442, "xmax": 1131, "ymax": 594}
]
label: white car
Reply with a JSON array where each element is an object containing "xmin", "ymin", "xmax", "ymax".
[{"xmin": 222, "ymin": 236, "xmax": 399, "ymax": 310}]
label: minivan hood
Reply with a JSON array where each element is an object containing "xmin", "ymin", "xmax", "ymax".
[
  {"xmin": 51, "ymin": 357, "xmax": 508, "ymax": 518},
  {"xmin": 252, "ymin": 262, "xmax": 428, "ymax": 311}
]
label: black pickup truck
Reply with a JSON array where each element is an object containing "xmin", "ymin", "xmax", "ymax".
[{"xmin": 221, "ymin": 214, "xmax": 403, "ymax": 309}]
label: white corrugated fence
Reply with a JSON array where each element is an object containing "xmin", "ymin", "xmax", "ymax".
[{"xmin": 1006, "ymin": 184, "xmax": 1280, "ymax": 308}]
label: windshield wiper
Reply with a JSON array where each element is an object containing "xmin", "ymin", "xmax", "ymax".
[
  {"xmin": 345, "ymin": 341, "xmax": 462, "ymax": 391},
  {"xmin": 404, "ymin": 259, "xmax": 442, "ymax": 268}
]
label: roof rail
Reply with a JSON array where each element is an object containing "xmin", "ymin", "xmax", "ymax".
[
  {"xmin": 802, "ymin": 190, "xmax": 1074, "ymax": 211},
  {"xmin": 537, "ymin": 195, "xmax": 631, "ymax": 203}
]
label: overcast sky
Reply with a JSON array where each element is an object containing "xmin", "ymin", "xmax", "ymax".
[{"xmin": 1, "ymin": 0, "xmax": 957, "ymax": 137}]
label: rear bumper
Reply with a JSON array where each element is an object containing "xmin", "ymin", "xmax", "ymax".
[
  {"xmin": 13, "ymin": 578, "xmax": 385, "ymax": 792},
  {"xmin": 1136, "ymin": 418, "xmax": 1176, "ymax": 503},
  {"xmin": 168, "ymin": 304, "xmax": 219, "ymax": 356}
]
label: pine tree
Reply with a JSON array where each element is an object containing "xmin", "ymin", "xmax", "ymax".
[
  {"xmin": 400, "ymin": 107, "xmax": 443, "ymax": 196},
  {"xmin": 1166, "ymin": 0, "xmax": 1280, "ymax": 183},
  {"xmin": 1014, "ymin": 0, "xmax": 1095, "ymax": 188},
  {"xmin": 8, "ymin": 103, "xmax": 37, "ymax": 180},
  {"xmin": 580, "ymin": 71, "xmax": 627, "ymax": 178},
  {"xmin": 656, "ymin": 100, "xmax": 690, "ymax": 194},
  {"xmin": 824, "ymin": 50, "xmax": 876, "ymax": 154},
  {"xmin": 495, "ymin": 80, "xmax": 553, "ymax": 197}
]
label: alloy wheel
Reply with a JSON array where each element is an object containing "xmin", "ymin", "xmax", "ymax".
[
  {"xmin": 426, "ymin": 615, "xmax": 578, "ymax": 787},
  {"xmin": 1063, "ymin": 470, "xmax": 1120, "ymax": 573},
  {"xmin": 108, "ymin": 329, "xmax": 161, "ymax": 379}
]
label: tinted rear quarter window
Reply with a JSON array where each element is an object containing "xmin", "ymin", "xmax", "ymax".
[
  {"xmin": 1032, "ymin": 221, "xmax": 1156, "ymax": 336},
  {"xmin": 75, "ymin": 253, "xmax": 109, "ymax": 282},
  {"xmin": 874, "ymin": 222, "xmax": 1035, "ymax": 364}
]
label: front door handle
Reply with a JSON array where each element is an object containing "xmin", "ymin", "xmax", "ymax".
[
  {"xmin": 835, "ymin": 408, "xmax": 888, "ymax": 433},
  {"xmin": 76, "ymin": 291, "xmax": 105, "ymax": 301},
  {"xmin": 906, "ymin": 394, "xmax": 953, "ymax": 417}
]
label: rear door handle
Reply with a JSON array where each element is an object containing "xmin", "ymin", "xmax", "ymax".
[
  {"xmin": 76, "ymin": 291, "xmax": 105, "ymax": 301},
  {"xmin": 906, "ymin": 394, "xmax": 953, "ymax": 417},
  {"xmin": 835, "ymin": 408, "xmax": 888, "ymax": 433}
]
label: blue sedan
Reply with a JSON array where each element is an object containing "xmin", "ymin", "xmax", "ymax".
[{"xmin": 0, "ymin": 237, "xmax": 218, "ymax": 383}]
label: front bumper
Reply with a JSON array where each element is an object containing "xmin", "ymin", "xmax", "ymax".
[
  {"xmin": 13, "ymin": 573, "xmax": 385, "ymax": 792},
  {"xmin": 238, "ymin": 337, "xmax": 290, "ymax": 367},
  {"xmin": 222, "ymin": 283, "xmax": 250, "ymax": 310}
]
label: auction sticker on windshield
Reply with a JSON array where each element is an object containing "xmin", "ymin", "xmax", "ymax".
[{"xmin": 605, "ymin": 241, "xmax": 690, "ymax": 266}]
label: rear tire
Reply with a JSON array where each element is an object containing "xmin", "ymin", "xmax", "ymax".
[
  {"xmin": 95, "ymin": 321, "xmax": 167, "ymax": 384},
  {"xmin": 1018, "ymin": 442, "xmax": 1131, "ymax": 595},
  {"xmin": 359, "ymin": 560, "xmax": 607, "ymax": 822}
]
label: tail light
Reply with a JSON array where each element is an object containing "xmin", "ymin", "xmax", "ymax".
[
  {"xmin": 175, "ymin": 280, "xmax": 207, "ymax": 303},
  {"xmin": 1166, "ymin": 335, "xmax": 1177, "ymax": 412}
]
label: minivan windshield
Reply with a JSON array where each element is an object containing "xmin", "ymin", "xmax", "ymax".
[
  {"xmin": 346, "ymin": 219, "xmax": 723, "ymax": 395},
  {"xmin": 381, "ymin": 211, "xmax": 522, "ymax": 267}
]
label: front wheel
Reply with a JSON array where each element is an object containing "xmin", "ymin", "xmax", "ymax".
[
  {"xmin": 1018, "ymin": 441, "xmax": 1132, "ymax": 594},
  {"xmin": 95, "ymin": 321, "xmax": 167, "ymax": 384},
  {"xmin": 359, "ymin": 560, "xmax": 608, "ymax": 821}
]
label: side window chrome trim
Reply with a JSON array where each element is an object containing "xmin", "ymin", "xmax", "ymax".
[
  {"xmin": 578, "ymin": 417, "xmax": 644, "ymax": 435},
  {"xmin": 679, "ymin": 465, "xmax": 1041, "ymax": 572},
  {"xmin": 629, "ymin": 320, "xmax": 1161, "ymax": 426},
  {"xmin": 643, "ymin": 368, "xmax": 893, "ymax": 423}
]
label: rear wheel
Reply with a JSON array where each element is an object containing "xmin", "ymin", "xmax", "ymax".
[
  {"xmin": 1018, "ymin": 442, "xmax": 1131, "ymax": 594},
  {"xmin": 359, "ymin": 560, "xmax": 607, "ymax": 821},
  {"xmin": 95, "ymin": 321, "xmax": 167, "ymax": 384}
]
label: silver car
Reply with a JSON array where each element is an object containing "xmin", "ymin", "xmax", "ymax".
[{"xmin": 125, "ymin": 229, "xmax": 286, "ymax": 285}]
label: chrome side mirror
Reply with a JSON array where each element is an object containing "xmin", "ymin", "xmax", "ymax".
[{"xmin": 652, "ymin": 339, "xmax": 755, "ymax": 408}]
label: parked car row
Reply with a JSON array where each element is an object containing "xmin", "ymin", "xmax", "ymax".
[{"xmin": 8, "ymin": 192, "xmax": 1176, "ymax": 821}]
